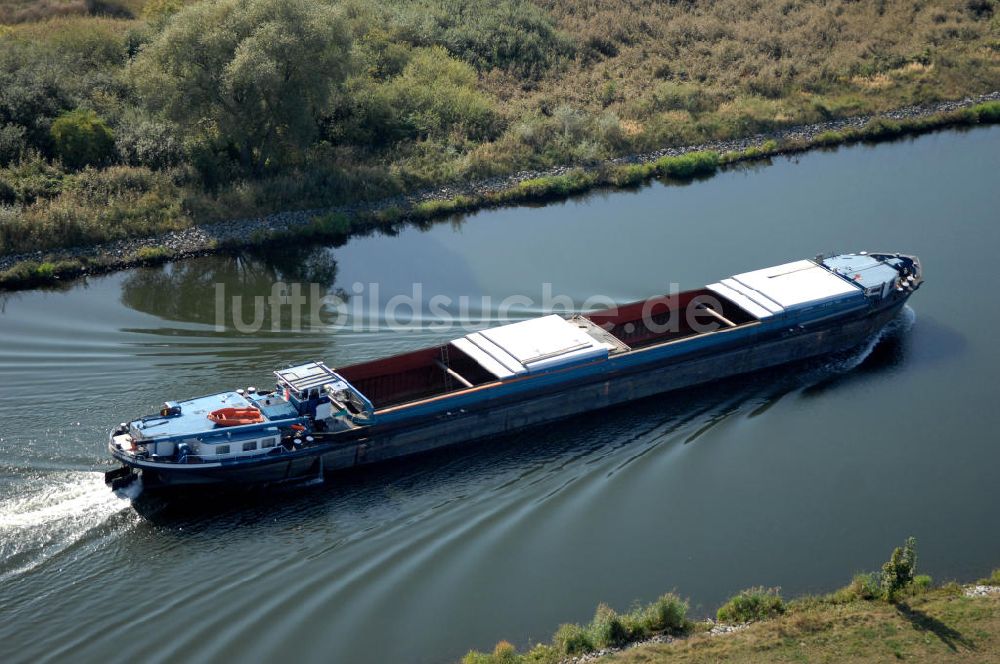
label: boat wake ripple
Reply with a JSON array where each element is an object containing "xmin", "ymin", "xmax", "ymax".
[{"xmin": 822, "ymin": 305, "xmax": 915, "ymax": 375}]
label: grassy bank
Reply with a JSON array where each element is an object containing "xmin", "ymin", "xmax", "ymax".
[
  {"xmin": 1, "ymin": 0, "xmax": 999, "ymax": 264},
  {"xmin": 0, "ymin": 242, "xmax": 216, "ymax": 290},
  {"xmin": 460, "ymin": 538, "xmax": 1000, "ymax": 664},
  {"xmin": 604, "ymin": 585, "xmax": 1000, "ymax": 664},
  {"xmin": 3, "ymin": 96, "xmax": 1000, "ymax": 291},
  {"xmin": 3, "ymin": 98, "xmax": 1000, "ymax": 291}
]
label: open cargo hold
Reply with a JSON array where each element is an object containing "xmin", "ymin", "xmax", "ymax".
[
  {"xmin": 106, "ymin": 253, "xmax": 923, "ymax": 489},
  {"xmin": 339, "ymin": 290, "xmax": 760, "ymax": 408}
]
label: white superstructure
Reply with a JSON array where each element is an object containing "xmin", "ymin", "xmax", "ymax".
[
  {"xmin": 451, "ymin": 314, "xmax": 613, "ymax": 380},
  {"xmin": 706, "ymin": 259, "xmax": 862, "ymax": 319}
]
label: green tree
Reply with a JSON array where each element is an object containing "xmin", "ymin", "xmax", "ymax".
[
  {"xmin": 131, "ymin": 0, "xmax": 351, "ymax": 176},
  {"xmin": 50, "ymin": 109, "xmax": 115, "ymax": 170}
]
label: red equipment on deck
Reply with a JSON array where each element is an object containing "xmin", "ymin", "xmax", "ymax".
[{"xmin": 208, "ymin": 407, "xmax": 265, "ymax": 427}]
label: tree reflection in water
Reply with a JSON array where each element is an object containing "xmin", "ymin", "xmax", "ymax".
[{"xmin": 119, "ymin": 245, "xmax": 340, "ymax": 331}]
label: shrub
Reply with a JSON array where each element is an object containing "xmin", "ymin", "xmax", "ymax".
[
  {"xmin": 411, "ymin": 195, "xmax": 477, "ymax": 219},
  {"xmin": 814, "ymin": 130, "xmax": 846, "ymax": 146},
  {"xmin": 837, "ymin": 538, "xmax": 922, "ymax": 602},
  {"xmin": 0, "ymin": 124, "xmax": 27, "ymax": 167},
  {"xmin": 0, "ymin": 165, "xmax": 188, "ymax": 254},
  {"xmin": 460, "ymin": 651, "xmax": 490, "ymax": 664},
  {"xmin": 645, "ymin": 592, "xmax": 688, "ymax": 633},
  {"xmin": 649, "ymin": 81, "xmax": 718, "ymax": 113},
  {"xmin": 388, "ymin": 0, "xmax": 572, "ymax": 78},
  {"xmin": 114, "ymin": 114, "xmax": 183, "ymax": 170},
  {"xmin": 976, "ymin": 568, "xmax": 1000, "ymax": 586},
  {"xmin": 966, "ymin": 0, "xmax": 995, "ymax": 19},
  {"xmin": 620, "ymin": 606, "xmax": 653, "ymax": 641},
  {"xmin": 653, "ymin": 151, "xmax": 720, "ymax": 179},
  {"xmin": 880, "ymin": 536, "xmax": 917, "ymax": 601},
  {"xmin": 619, "ymin": 592, "xmax": 688, "ymax": 640},
  {"xmin": 379, "ymin": 46, "xmax": 502, "ymax": 141},
  {"xmin": 35, "ymin": 261, "xmax": 56, "ymax": 279},
  {"xmin": 298, "ymin": 212, "xmax": 352, "ymax": 240},
  {"xmin": 132, "ymin": 246, "xmax": 173, "ymax": 263},
  {"xmin": 50, "ymin": 109, "xmax": 114, "ymax": 170},
  {"xmin": 490, "ymin": 640, "xmax": 519, "ymax": 664},
  {"xmin": 861, "ymin": 118, "xmax": 903, "ymax": 140},
  {"xmin": 588, "ymin": 603, "xmax": 629, "ymax": 649},
  {"xmin": 716, "ymin": 587, "xmax": 786, "ymax": 623},
  {"xmin": 503, "ymin": 169, "xmax": 597, "ymax": 201},
  {"xmin": 461, "ymin": 640, "xmax": 549, "ymax": 664},
  {"xmin": 1, "ymin": 153, "xmax": 66, "ymax": 205},
  {"xmin": 0, "ymin": 260, "xmax": 45, "ymax": 285},
  {"xmin": 974, "ymin": 101, "xmax": 1000, "ymax": 123},
  {"xmin": 0, "ymin": 179, "xmax": 15, "ymax": 206},
  {"xmin": 372, "ymin": 205, "xmax": 404, "ymax": 224},
  {"xmin": 52, "ymin": 258, "xmax": 83, "ymax": 275},
  {"xmin": 495, "ymin": 105, "xmax": 627, "ymax": 167},
  {"xmin": 0, "ymin": 257, "xmax": 80, "ymax": 286},
  {"xmin": 142, "ymin": 0, "xmax": 188, "ymax": 22},
  {"xmin": 719, "ymin": 150, "xmax": 741, "ymax": 164},
  {"xmin": 600, "ymin": 81, "xmax": 617, "ymax": 107},
  {"xmin": 609, "ymin": 163, "xmax": 652, "ymax": 186},
  {"xmin": 553, "ymin": 622, "xmax": 593, "ymax": 656},
  {"xmin": 847, "ymin": 572, "xmax": 882, "ymax": 600},
  {"xmin": 735, "ymin": 138, "xmax": 782, "ymax": 161},
  {"xmin": 942, "ymin": 108, "xmax": 980, "ymax": 126}
]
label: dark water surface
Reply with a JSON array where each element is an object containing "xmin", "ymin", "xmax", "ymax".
[{"xmin": 2, "ymin": 127, "xmax": 999, "ymax": 663}]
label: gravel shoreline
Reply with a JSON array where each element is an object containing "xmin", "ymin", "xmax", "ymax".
[
  {"xmin": 2, "ymin": 90, "xmax": 998, "ymax": 280},
  {"xmin": 963, "ymin": 584, "xmax": 1000, "ymax": 598}
]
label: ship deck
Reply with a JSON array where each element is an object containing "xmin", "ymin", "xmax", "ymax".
[{"xmin": 336, "ymin": 287, "xmax": 757, "ymax": 410}]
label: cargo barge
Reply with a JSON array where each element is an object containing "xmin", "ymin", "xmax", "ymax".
[{"xmin": 106, "ymin": 252, "xmax": 922, "ymax": 490}]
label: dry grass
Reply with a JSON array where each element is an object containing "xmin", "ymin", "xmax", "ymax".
[
  {"xmin": 0, "ymin": 0, "xmax": 146, "ymax": 24},
  {"xmin": 456, "ymin": 0, "xmax": 1000, "ymax": 176},
  {"xmin": 607, "ymin": 591, "xmax": 1000, "ymax": 663},
  {"xmin": 523, "ymin": 0, "xmax": 999, "ymax": 108}
]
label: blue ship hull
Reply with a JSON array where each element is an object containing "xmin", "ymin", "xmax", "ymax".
[
  {"xmin": 118, "ymin": 294, "xmax": 911, "ymax": 489},
  {"xmin": 108, "ymin": 252, "xmax": 922, "ymax": 490}
]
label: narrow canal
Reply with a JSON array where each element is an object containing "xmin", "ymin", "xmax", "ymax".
[{"xmin": 1, "ymin": 126, "xmax": 998, "ymax": 663}]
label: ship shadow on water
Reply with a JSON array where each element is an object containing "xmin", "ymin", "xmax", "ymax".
[{"xmin": 129, "ymin": 311, "xmax": 927, "ymax": 527}]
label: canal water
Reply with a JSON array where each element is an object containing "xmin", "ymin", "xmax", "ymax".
[{"xmin": 1, "ymin": 126, "xmax": 999, "ymax": 663}]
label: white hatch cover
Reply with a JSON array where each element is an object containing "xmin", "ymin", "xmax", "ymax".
[
  {"xmin": 707, "ymin": 259, "xmax": 862, "ymax": 319},
  {"xmin": 451, "ymin": 314, "xmax": 612, "ymax": 380}
]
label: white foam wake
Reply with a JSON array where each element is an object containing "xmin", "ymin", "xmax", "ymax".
[{"xmin": 0, "ymin": 471, "xmax": 139, "ymax": 581}]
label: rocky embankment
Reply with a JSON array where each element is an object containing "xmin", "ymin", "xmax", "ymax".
[
  {"xmin": 964, "ymin": 584, "xmax": 1000, "ymax": 598},
  {"xmin": 2, "ymin": 91, "xmax": 999, "ymax": 282}
]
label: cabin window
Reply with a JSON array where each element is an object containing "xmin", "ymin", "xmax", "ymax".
[
  {"xmin": 261, "ymin": 437, "xmax": 277, "ymax": 448},
  {"xmin": 243, "ymin": 441, "xmax": 257, "ymax": 452},
  {"xmin": 216, "ymin": 445, "xmax": 230, "ymax": 455}
]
